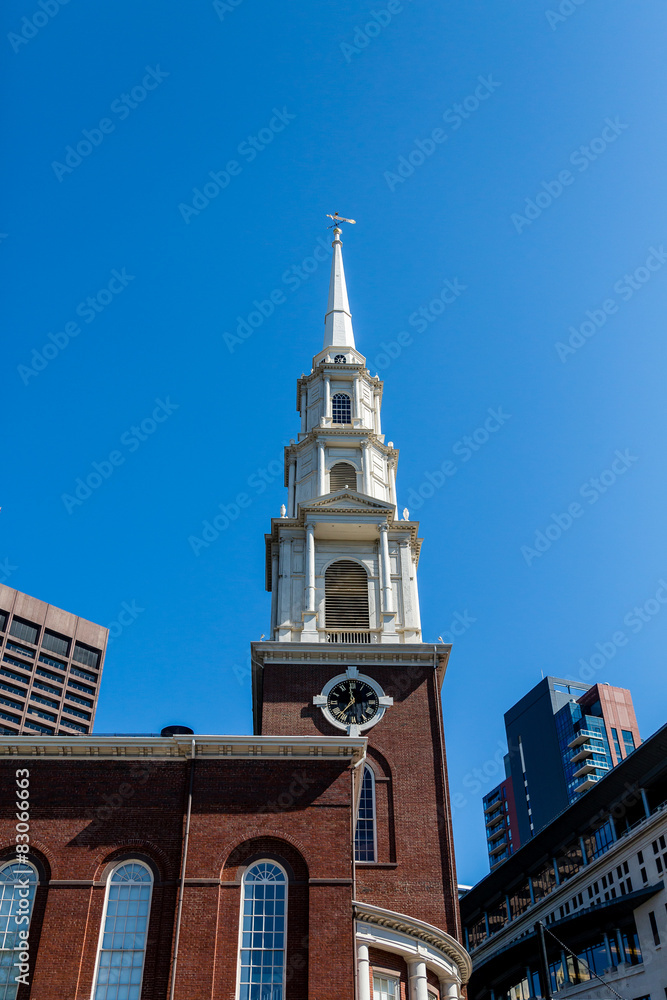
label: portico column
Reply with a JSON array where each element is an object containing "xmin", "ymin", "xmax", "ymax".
[
  {"xmin": 357, "ymin": 941, "xmax": 371, "ymax": 1000},
  {"xmin": 362, "ymin": 440, "xmax": 372, "ymax": 495},
  {"xmin": 324, "ymin": 375, "xmax": 331, "ymax": 419},
  {"xmin": 318, "ymin": 440, "xmax": 326, "ymax": 495},
  {"xmin": 379, "ymin": 524, "xmax": 394, "ymax": 613},
  {"xmin": 439, "ymin": 979, "xmax": 459, "ymax": 1000},
  {"xmin": 305, "ymin": 522, "xmax": 315, "ymax": 613},
  {"xmin": 288, "ymin": 458, "xmax": 296, "ymax": 517},
  {"xmin": 407, "ymin": 959, "xmax": 429, "ymax": 1000}
]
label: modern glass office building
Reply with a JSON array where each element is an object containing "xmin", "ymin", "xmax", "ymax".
[{"xmin": 482, "ymin": 677, "xmax": 641, "ymax": 868}]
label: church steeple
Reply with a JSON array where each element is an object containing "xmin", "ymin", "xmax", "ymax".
[
  {"xmin": 263, "ymin": 221, "xmax": 424, "ymax": 644},
  {"xmin": 323, "ymin": 227, "xmax": 355, "ymax": 350}
]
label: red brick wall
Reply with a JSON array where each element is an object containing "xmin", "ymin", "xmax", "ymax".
[
  {"xmin": 0, "ymin": 756, "xmax": 356, "ymax": 999},
  {"xmin": 258, "ymin": 659, "xmax": 461, "ymax": 938}
]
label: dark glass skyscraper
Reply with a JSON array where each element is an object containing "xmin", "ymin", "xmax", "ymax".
[{"xmin": 482, "ymin": 676, "xmax": 641, "ymax": 867}]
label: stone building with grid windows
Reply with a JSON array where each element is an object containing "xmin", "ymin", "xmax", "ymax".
[{"xmin": 0, "ymin": 583, "xmax": 107, "ymax": 737}]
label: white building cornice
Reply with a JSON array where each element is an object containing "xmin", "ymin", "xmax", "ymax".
[{"xmin": 354, "ymin": 900, "xmax": 472, "ymax": 983}]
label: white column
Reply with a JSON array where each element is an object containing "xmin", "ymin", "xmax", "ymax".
[
  {"xmin": 354, "ymin": 375, "xmax": 362, "ymax": 424},
  {"xmin": 324, "ymin": 375, "xmax": 331, "ymax": 419},
  {"xmin": 288, "ymin": 459, "xmax": 296, "ymax": 517},
  {"xmin": 374, "ymin": 390, "xmax": 382, "ymax": 435},
  {"xmin": 408, "ymin": 959, "xmax": 429, "ymax": 1000},
  {"xmin": 305, "ymin": 522, "xmax": 315, "ymax": 613},
  {"xmin": 379, "ymin": 524, "xmax": 394, "ymax": 613},
  {"xmin": 357, "ymin": 941, "xmax": 371, "ymax": 1000},
  {"xmin": 399, "ymin": 539, "xmax": 413, "ymax": 629},
  {"xmin": 277, "ymin": 537, "xmax": 292, "ymax": 637},
  {"xmin": 300, "ymin": 385, "xmax": 307, "ymax": 433},
  {"xmin": 389, "ymin": 461, "xmax": 397, "ymax": 508},
  {"xmin": 270, "ymin": 547, "xmax": 279, "ymax": 636},
  {"xmin": 439, "ymin": 979, "xmax": 459, "ymax": 1000},
  {"xmin": 318, "ymin": 441, "xmax": 326, "ymax": 495},
  {"xmin": 362, "ymin": 440, "xmax": 372, "ymax": 495}
]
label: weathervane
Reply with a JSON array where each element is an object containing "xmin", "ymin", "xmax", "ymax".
[{"xmin": 326, "ymin": 212, "xmax": 356, "ymax": 228}]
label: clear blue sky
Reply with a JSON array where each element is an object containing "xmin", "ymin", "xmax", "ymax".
[{"xmin": 4, "ymin": 0, "xmax": 667, "ymax": 885}]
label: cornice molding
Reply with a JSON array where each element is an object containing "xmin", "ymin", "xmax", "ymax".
[
  {"xmin": 251, "ymin": 640, "xmax": 451, "ymax": 670},
  {"xmin": 0, "ymin": 734, "xmax": 366, "ymax": 764},
  {"xmin": 285, "ymin": 429, "xmax": 398, "ymax": 459}
]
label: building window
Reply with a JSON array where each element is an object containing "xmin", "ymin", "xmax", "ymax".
[
  {"xmin": 0, "ymin": 861, "xmax": 38, "ymax": 1000},
  {"xmin": 92, "ymin": 861, "xmax": 153, "ymax": 1000},
  {"xmin": 331, "ymin": 392, "xmax": 351, "ymax": 424},
  {"xmin": 238, "ymin": 861, "xmax": 286, "ymax": 1000},
  {"xmin": 73, "ymin": 642, "xmax": 100, "ymax": 670},
  {"xmin": 355, "ymin": 765, "xmax": 376, "ymax": 862},
  {"xmin": 649, "ymin": 911, "xmax": 660, "ymax": 946},
  {"xmin": 329, "ymin": 462, "xmax": 357, "ymax": 492},
  {"xmin": 41, "ymin": 629, "xmax": 70, "ymax": 657},
  {"xmin": 325, "ymin": 561, "xmax": 370, "ymax": 631},
  {"xmin": 611, "ymin": 727, "xmax": 623, "ymax": 761},
  {"xmin": 8, "ymin": 619, "xmax": 39, "ymax": 645},
  {"xmin": 373, "ymin": 975, "xmax": 399, "ymax": 1000},
  {"xmin": 621, "ymin": 730, "xmax": 636, "ymax": 755}
]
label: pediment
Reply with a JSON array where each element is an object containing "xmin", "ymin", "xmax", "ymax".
[{"xmin": 302, "ymin": 490, "xmax": 394, "ymax": 512}]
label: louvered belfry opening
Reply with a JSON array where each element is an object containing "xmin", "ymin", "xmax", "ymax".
[
  {"xmin": 325, "ymin": 560, "xmax": 370, "ymax": 630},
  {"xmin": 329, "ymin": 462, "xmax": 356, "ymax": 492}
]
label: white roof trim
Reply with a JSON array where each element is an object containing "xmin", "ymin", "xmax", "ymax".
[{"xmin": 0, "ymin": 734, "xmax": 367, "ymax": 763}]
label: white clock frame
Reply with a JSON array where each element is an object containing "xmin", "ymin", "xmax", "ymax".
[{"xmin": 313, "ymin": 665, "xmax": 393, "ymax": 736}]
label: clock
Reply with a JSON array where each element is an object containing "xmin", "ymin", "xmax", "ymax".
[{"xmin": 313, "ymin": 666, "xmax": 393, "ymax": 735}]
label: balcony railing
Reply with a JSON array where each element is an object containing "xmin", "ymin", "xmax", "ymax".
[
  {"xmin": 568, "ymin": 730, "xmax": 604, "ymax": 749},
  {"xmin": 325, "ymin": 630, "xmax": 372, "ymax": 644},
  {"xmin": 484, "ymin": 795, "xmax": 503, "ymax": 815}
]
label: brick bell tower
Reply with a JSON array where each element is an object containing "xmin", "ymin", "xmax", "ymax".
[{"xmin": 251, "ymin": 222, "xmax": 471, "ymax": 1000}]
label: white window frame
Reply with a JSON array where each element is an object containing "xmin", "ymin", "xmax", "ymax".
[
  {"xmin": 373, "ymin": 972, "xmax": 400, "ymax": 999},
  {"xmin": 0, "ymin": 860, "xmax": 38, "ymax": 1000},
  {"xmin": 355, "ymin": 763, "xmax": 378, "ymax": 863},
  {"xmin": 90, "ymin": 859, "xmax": 153, "ymax": 1000},
  {"xmin": 235, "ymin": 859, "xmax": 288, "ymax": 1000},
  {"xmin": 331, "ymin": 392, "xmax": 352, "ymax": 424}
]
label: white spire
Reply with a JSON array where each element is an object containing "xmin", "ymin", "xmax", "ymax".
[{"xmin": 323, "ymin": 227, "xmax": 355, "ymax": 349}]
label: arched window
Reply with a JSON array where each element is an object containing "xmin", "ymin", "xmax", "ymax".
[
  {"xmin": 329, "ymin": 462, "xmax": 356, "ymax": 492},
  {"xmin": 325, "ymin": 561, "xmax": 370, "ymax": 631},
  {"xmin": 331, "ymin": 392, "xmax": 351, "ymax": 424},
  {"xmin": 92, "ymin": 861, "xmax": 153, "ymax": 1000},
  {"xmin": 0, "ymin": 861, "xmax": 37, "ymax": 1000},
  {"xmin": 238, "ymin": 861, "xmax": 287, "ymax": 1000},
  {"xmin": 355, "ymin": 765, "xmax": 376, "ymax": 862}
]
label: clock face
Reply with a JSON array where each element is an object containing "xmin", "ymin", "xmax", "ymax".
[{"xmin": 326, "ymin": 678, "xmax": 379, "ymax": 728}]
